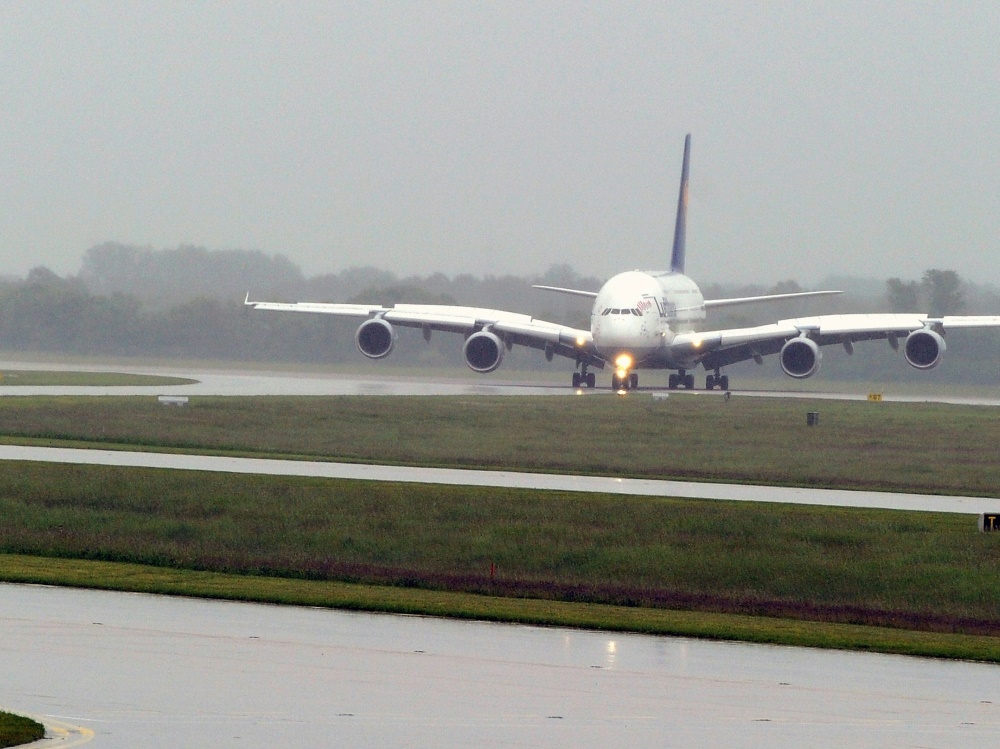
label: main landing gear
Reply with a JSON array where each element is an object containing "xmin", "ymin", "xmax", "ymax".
[
  {"xmin": 705, "ymin": 374, "xmax": 730, "ymax": 390},
  {"xmin": 668, "ymin": 370, "xmax": 695, "ymax": 389},
  {"xmin": 667, "ymin": 369, "xmax": 730, "ymax": 390},
  {"xmin": 705, "ymin": 368, "xmax": 730, "ymax": 390},
  {"xmin": 571, "ymin": 366, "xmax": 596, "ymax": 389}
]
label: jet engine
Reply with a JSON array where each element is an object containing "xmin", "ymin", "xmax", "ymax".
[
  {"xmin": 780, "ymin": 337, "xmax": 822, "ymax": 378},
  {"xmin": 355, "ymin": 318, "xmax": 396, "ymax": 359},
  {"xmin": 463, "ymin": 331, "xmax": 505, "ymax": 373},
  {"xmin": 904, "ymin": 329, "xmax": 946, "ymax": 370}
]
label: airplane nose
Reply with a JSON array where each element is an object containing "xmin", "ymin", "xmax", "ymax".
[{"xmin": 594, "ymin": 316, "xmax": 643, "ymax": 351}]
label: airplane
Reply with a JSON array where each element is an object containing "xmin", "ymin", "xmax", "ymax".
[{"xmin": 246, "ymin": 135, "xmax": 1000, "ymax": 391}]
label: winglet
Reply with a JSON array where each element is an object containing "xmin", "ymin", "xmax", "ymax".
[{"xmin": 670, "ymin": 134, "xmax": 691, "ymax": 274}]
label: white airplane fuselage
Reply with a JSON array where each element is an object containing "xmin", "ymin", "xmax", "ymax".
[{"xmin": 590, "ymin": 270, "xmax": 706, "ymax": 371}]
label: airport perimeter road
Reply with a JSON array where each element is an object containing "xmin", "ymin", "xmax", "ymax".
[
  {"xmin": 2, "ymin": 583, "xmax": 997, "ymax": 749},
  {"xmin": 0, "ymin": 444, "xmax": 996, "ymax": 514}
]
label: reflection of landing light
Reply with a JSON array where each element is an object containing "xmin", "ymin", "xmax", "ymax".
[{"xmin": 606, "ymin": 640, "xmax": 617, "ymax": 668}]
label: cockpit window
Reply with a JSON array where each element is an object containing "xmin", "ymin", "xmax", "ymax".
[{"xmin": 605, "ymin": 307, "xmax": 642, "ymax": 316}]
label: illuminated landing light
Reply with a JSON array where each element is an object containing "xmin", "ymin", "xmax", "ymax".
[
  {"xmin": 614, "ymin": 354, "xmax": 633, "ymax": 370},
  {"xmin": 692, "ymin": 338, "xmax": 703, "ymax": 348},
  {"xmin": 575, "ymin": 335, "xmax": 587, "ymax": 347}
]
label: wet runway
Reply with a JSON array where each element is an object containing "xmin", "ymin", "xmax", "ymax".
[
  {"xmin": 0, "ymin": 444, "xmax": 995, "ymax": 515},
  {"xmin": 3, "ymin": 358, "xmax": 1000, "ymax": 405},
  {"xmin": 2, "ymin": 583, "xmax": 998, "ymax": 749}
]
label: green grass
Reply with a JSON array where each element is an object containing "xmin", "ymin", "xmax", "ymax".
[
  {"xmin": 0, "ymin": 370, "xmax": 197, "ymax": 386},
  {"xmin": 0, "ymin": 395, "xmax": 999, "ymax": 496},
  {"xmin": 4, "ymin": 554, "xmax": 1000, "ymax": 662},
  {"xmin": 3, "ymin": 394, "xmax": 1000, "ymax": 660},
  {"xmin": 0, "ymin": 712, "xmax": 44, "ymax": 748},
  {"xmin": 2, "ymin": 461, "xmax": 1000, "ymax": 638}
]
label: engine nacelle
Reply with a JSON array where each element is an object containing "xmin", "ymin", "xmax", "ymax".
[
  {"xmin": 904, "ymin": 329, "xmax": 946, "ymax": 370},
  {"xmin": 355, "ymin": 318, "xmax": 396, "ymax": 359},
  {"xmin": 463, "ymin": 331, "xmax": 505, "ymax": 373},
  {"xmin": 780, "ymin": 337, "xmax": 822, "ymax": 379}
]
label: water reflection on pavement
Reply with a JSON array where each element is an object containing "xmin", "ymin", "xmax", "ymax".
[{"xmin": 2, "ymin": 583, "xmax": 998, "ymax": 749}]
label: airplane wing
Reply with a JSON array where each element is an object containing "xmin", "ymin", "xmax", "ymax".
[
  {"xmin": 531, "ymin": 284, "xmax": 599, "ymax": 299},
  {"xmin": 245, "ymin": 296, "xmax": 603, "ymax": 367},
  {"xmin": 703, "ymin": 289, "xmax": 843, "ymax": 309},
  {"xmin": 670, "ymin": 313, "xmax": 1000, "ymax": 371}
]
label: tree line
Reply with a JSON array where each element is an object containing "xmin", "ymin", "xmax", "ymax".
[{"xmin": 1, "ymin": 242, "xmax": 999, "ymax": 383}]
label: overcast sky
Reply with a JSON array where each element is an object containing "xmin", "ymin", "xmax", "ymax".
[{"xmin": 1, "ymin": 1, "xmax": 998, "ymax": 286}]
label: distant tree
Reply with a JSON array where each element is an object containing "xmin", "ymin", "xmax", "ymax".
[
  {"xmin": 922, "ymin": 269, "xmax": 965, "ymax": 316},
  {"xmin": 79, "ymin": 243, "xmax": 305, "ymax": 307},
  {"xmin": 886, "ymin": 278, "xmax": 921, "ymax": 312},
  {"xmin": 538, "ymin": 263, "xmax": 579, "ymax": 288},
  {"xmin": 768, "ymin": 279, "xmax": 803, "ymax": 295},
  {"xmin": 348, "ymin": 285, "xmax": 456, "ymax": 306}
]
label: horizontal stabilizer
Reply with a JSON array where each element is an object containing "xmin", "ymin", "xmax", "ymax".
[{"xmin": 704, "ymin": 290, "xmax": 843, "ymax": 310}]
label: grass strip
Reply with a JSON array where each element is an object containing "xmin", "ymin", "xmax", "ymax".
[
  {"xmin": 1, "ymin": 395, "xmax": 999, "ymax": 496},
  {"xmin": 3, "ymin": 554, "xmax": 999, "ymax": 663},
  {"xmin": 0, "ymin": 370, "xmax": 197, "ymax": 386},
  {"xmin": 2, "ymin": 462, "xmax": 1000, "ymax": 636},
  {"xmin": 0, "ymin": 711, "xmax": 44, "ymax": 749}
]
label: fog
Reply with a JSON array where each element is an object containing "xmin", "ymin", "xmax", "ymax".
[{"xmin": 2, "ymin": 2, "xmax": 998, "ymax": 286}]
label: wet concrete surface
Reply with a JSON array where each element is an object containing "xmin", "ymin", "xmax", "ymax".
[
  {"xmin": 2, "ymin": 358, "xmax": 1000, "ymax": 404},
  {"xmin": 2, "ymin": 583, "xmax": 998, "ymax": 748},
  {"xmin": 0, "ymin": 444, "xmax": 995, "ymax": 515}
]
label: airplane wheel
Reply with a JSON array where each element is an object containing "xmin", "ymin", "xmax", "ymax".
[
  {"xmin": 720, "ymin": 375, "xmax": 730, "ymax": 390},
  {"xmin": 668, "ymin": 374, "xmax": 678, "ymax": 389},
  {"xmin": 629, "ymin": 372, "xmax": 639, "ymax": 389},
  {"xmin": 611, "ymin": 374, "xmax": 621, "ymax": 390},
  {"xmin": 572, "ymin": 372, "xmax": 581, "ymax": 388},
  {"xmin": 684, "ymin": 374, "xmax": 695, "ymax": 389},
  {"xmin": 706, "ymin": 375, "xmax": 715, "ymax": 390},
  {"xmin": 586, "ymin": 372, "xmax": 596, "ymax": 388}
]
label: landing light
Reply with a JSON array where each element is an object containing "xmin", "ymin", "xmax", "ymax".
[
  {"xmin": 614, "ymin": 354, "xmax": 633, "ymax": 370},
  {"xmin": 576, "ymin": 335, "xmax": 586, "ymax": 347}
]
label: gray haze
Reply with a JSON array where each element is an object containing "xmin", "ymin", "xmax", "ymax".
[{"xmin": 2, "ymin": 2, "xmax": 998, "ymax": 286}]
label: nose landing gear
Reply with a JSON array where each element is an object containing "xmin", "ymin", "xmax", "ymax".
[{"xmin": 611, "ymin": 372, "xmax": 639, "ymax": 390}]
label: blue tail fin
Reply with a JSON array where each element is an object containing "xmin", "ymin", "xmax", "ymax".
[{"xmin": 670, "ymin": 134, "xmax": 691, "ymax": 274}]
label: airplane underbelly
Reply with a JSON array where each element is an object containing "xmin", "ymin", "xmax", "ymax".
[{"xmin": 594, "ymin": 328, "xmax": 660, "ymax": 365}]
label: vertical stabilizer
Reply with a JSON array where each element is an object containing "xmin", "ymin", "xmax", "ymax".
[{"xmin": 670, "ymin": 134, "xmax": 691, "ymax": 273}]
